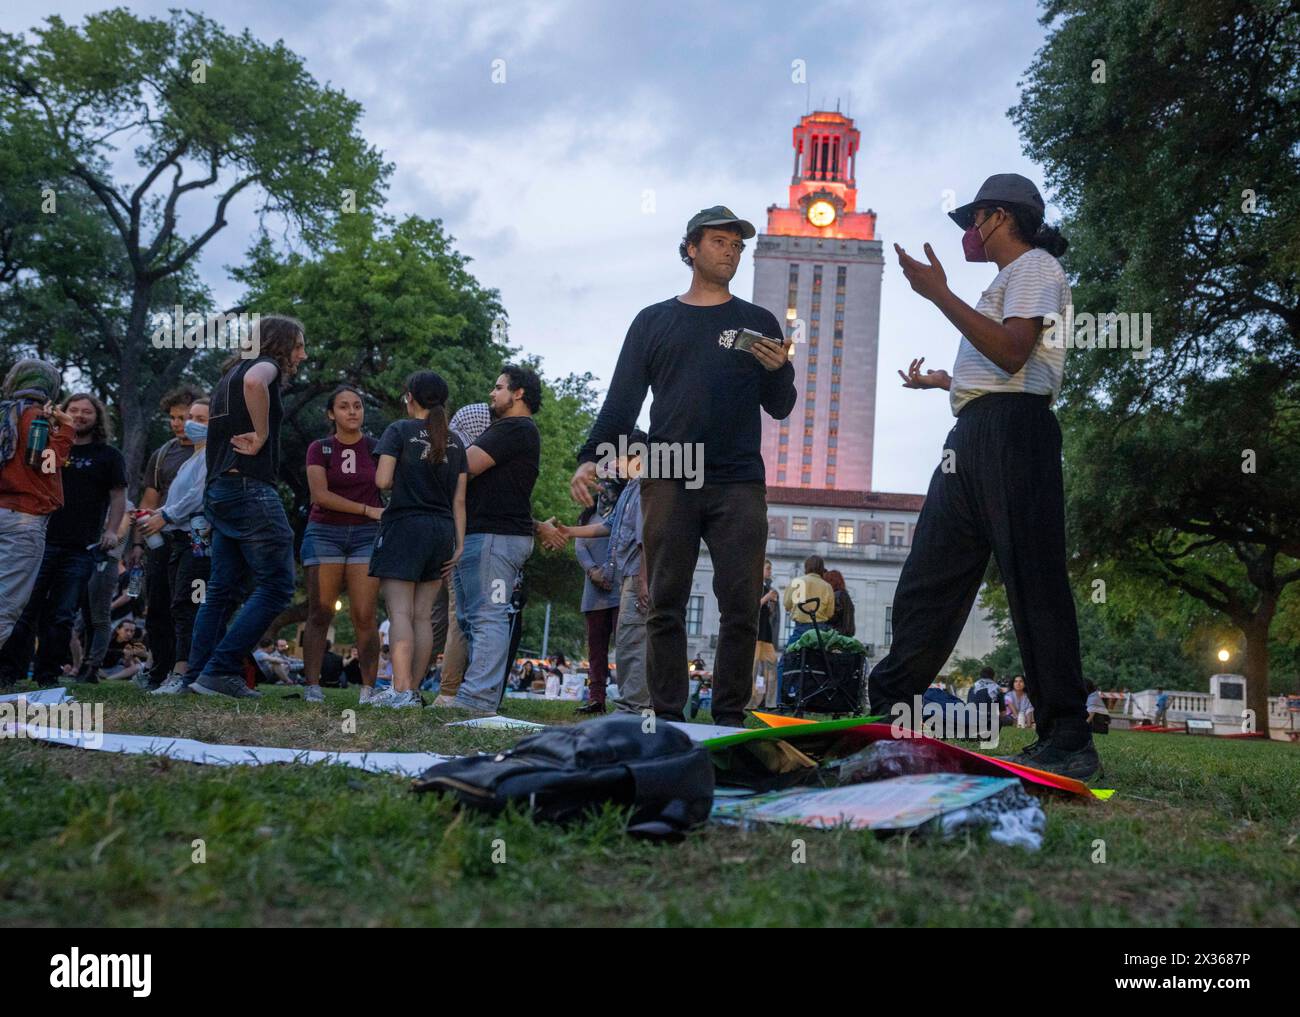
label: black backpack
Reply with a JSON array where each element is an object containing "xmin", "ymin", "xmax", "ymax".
[{"xmin": 411, "ymin": 714, "xmax": 715, "ymax": 840}]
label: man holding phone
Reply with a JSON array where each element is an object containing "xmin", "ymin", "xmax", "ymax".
[{"xmin": 570, "ymin": 206, "xmax": 796, "ymax": 728}]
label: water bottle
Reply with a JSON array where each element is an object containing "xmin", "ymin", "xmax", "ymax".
[
  {"xmin": 190, "ymin": 514, "xmax": 211, "ymax": 558},
  {"xmin": 134, "ymin": 511, "xmax": 165, "ymax": 550},
  {"xmin": 126, "ymin": 564, "xmax": 144, "ymax": 598},
  {"xmin": 25, "ymin": 416, "xmax": 49, "ymax": 467}
]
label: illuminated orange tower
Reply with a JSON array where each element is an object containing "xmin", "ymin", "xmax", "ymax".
[{"xmin": 753, "ymin": 110, "xmax": 883, "ymax": 491}]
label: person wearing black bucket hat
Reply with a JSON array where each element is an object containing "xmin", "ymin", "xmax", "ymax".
[
  {"xmin": 569, "ymin": 204, "xmax": 796, "ymax": 728},
  {"xmin": 871, "ymin": 172, "xmax": 1099, "ymax": 780}
]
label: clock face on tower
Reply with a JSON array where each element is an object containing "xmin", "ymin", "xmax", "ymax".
[{"xmin": 807, "ymin": 199, "xmax": 836, "ymax": 227}]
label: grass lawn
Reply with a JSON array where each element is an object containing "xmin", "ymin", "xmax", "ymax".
[{"xmin": 2, "ymin": 682, "xmax": 1297, "ymax": 927}]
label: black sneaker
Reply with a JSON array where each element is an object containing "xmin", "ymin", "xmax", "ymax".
[
  {"xmin": 575, "ymin": 701, "xmax": 606, "ymax": 715},
  {"xmin": 1008, "ymin": 737, "xmax": 1100, "ymax": 781},
  {"xmin": 190, "ymin": 673, "xmax": 263, "ymax": 699}
]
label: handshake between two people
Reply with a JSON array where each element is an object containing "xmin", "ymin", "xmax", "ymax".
[{"xmin": 534, "ymin": 514, "xmax": 610, "ymax": 555}]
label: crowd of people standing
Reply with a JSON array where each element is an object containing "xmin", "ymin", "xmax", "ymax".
[
  {"xmin": 0, "ymin": 315, "xmax": 555, "ymax": 715},
  {"xmin": 0, "ymin": 180, "xmax": 1099, "ymax": 779}
]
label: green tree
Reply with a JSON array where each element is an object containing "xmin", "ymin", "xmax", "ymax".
[
  {"xmin": 1011, "ymin": 0, "xmax": 1300, "ymax": 731},
  {"xmin": 0, "ymin": 8, "xmax": 387, "ymax": 489}
]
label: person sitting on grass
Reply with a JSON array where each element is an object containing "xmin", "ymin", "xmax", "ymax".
[
  {"xmin": 1005, "ymin": 674, "xmax": 1035, "ymax": 728},
  {"xmin": 253, "ymin": 637, "xmax": 293, "ymax": 684},
  {"xmin": 101, "ymin": 620, "xmax": 150, "ymax": 681}
]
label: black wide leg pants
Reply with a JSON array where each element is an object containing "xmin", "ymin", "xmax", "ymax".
[{"xmin": 867, "ymin": 392, "xmax": 1088, "ymax": 738}]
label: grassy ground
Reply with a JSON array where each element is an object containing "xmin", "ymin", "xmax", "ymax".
[{"xmin": 1, "ymin": 682, "xmax": 1297, "ymax": 927}]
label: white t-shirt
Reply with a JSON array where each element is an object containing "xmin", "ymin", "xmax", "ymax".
[{"xmin": 949, "ymin": 247, "xmax": 1071, "ymax": 415}]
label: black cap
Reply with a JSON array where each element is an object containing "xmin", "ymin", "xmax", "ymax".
[
  {"xmin": 948, "ymin": 174, "xmax": 1045, "ymax": 229},
  {"xmin": 686, "ymin": 205, "xmax": 756, "ymax": 240}
]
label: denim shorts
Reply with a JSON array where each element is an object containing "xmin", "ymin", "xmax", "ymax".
[{"xmin": 301, "ymin": 520, "xmax": 379, "ymax": 567}]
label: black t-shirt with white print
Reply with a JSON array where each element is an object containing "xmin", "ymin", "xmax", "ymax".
[{"xmin": 374, "ymin": 418, "xmax": 466, "ymax": 520}]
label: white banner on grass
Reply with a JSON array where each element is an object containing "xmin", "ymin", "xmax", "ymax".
[{"xmin": 3, "ymin": 722, "xmax": 453, "ymax": 777}]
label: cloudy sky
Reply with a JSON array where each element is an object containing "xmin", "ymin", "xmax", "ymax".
[{"xmin": 5, "ymin": 0, "xmax": 1061, "ymax": 494}]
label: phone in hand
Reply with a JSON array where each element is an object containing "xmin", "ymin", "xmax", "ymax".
[{"xmin": 734, "ymin": 328, "xmax": 777, "ymax": 355}]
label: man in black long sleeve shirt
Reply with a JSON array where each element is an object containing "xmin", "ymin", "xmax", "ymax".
[{"xmin": 570, "ymin": 206, "xmax": 796, "ymax": 727}]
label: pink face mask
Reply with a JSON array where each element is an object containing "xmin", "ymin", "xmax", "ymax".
[{"xmin": 962, "ymin": 213, "xmax": 1003, "ymax": 262}]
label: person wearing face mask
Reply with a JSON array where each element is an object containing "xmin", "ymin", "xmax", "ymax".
[
  {"xmin": 874, "ymin": 173, "xmax": 1098, "ymax": 780},
  {"xmin": 141, "ymin": 399, "xmax": 213, "ymax": 693},
  {"xmin": 133, "ymin": 385, "xmax": 204, "ymax": 688}
]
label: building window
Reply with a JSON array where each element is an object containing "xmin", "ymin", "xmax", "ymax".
[
  {"xmin": 778, "ymin": 453, "xmax": 787, "ymax": 464},
  {"xmin": 885, "ymin": 606, "xmax": 893, "ymax": 646},
  {"xmin": 791, "ymin": 517, "xmax": 808, "ymax": 537},
  {"xmin": 802, "ymin": 454, "xmax": 812, "ymax": 466},
  {"xmin": 889, "ymin": 522, "xmax": 905, "ymax": 546},
  {"xmin": 837, "ymin": 521, "xmax": 853, "ymax": 545},
  {"xmin": 802, "ymin": 472, "xmax": 812, "ymax": 484},
  {"xmin": 779, "ymin": 432, "xmax": 788, "ymax": 445},
  {"xmin": 828, "ymin": 436, "xmax": 837, "ymax": 448},
  {"xmin": 687, "ymin": 596, "xmax": 703, "ymax": 636}
]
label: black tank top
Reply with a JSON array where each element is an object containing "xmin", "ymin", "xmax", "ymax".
[{"xmin": 206, "ymin": 357, "xmax": 283, "ymax": 485}]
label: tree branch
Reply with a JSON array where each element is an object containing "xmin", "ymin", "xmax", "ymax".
[{"xmin": 147, "ymin": 174, "xmax": 257, "ymax": 281}]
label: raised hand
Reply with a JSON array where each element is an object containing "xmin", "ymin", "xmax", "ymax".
[
  {"xmin": 897, "ymin": 357, "xmax": 951, "ymax": 391},
  {"xmin": 570, "ymin": 461, "xmax": 599, "ymax": 507},
  {"xmin": 894, "ymin": 242, "xmax": 949, "ymax": 303}
]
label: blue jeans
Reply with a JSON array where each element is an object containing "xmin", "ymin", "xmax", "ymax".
[
  {"xmin": 187, "ymin": 475, "xmax": 295, "ymax": 679},
  {"xmin": 0, "ymin": 542, "xmax": 95, "ymax": 684},
  {"xmin": 451, "ymin": 532, "xmax": 533, "ymax": 712}
]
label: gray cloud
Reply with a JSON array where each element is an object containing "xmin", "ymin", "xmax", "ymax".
[{"xmin": 4, "ymin": 0, "xmax": 1055, "ymax": 493}]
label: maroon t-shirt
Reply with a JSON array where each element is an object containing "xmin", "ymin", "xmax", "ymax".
[{"xmin": 305, "ymin": 435, "xmax": 383, "ymax": 526}]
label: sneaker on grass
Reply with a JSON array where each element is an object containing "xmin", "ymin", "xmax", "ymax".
[
  {"xmin": 190, "ymin": 673, "xmax": 262, "ymax": 699},
  {"xmin": 365, "ymin": 687, "xmax": 398, "ymax": 707},
  {"xmin": 304, "ymin": 684, "xmax": 325, "ymax": 703},
  {"xmin": 150, "ymin": 673, "xmax": 192, "ymax": 696},
  {"xmin": 132, "ymin": 668, "xmax": 153, "ymax": 691},
  {"xmin": 358, "ymin": 686, "xmax": 377, "ymax": 705},
  {"xmin": 386, "ymin": 690, "xmax": 421, "ymax": 709},
  {"xmin": 1007, "ymin": 736, "xmax": 1100, "ymax": 781}
]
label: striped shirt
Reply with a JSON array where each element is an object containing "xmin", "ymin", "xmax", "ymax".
[{"xmin": 949, "ymin": 247, "xmax": 1071, "ymax": 415}]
